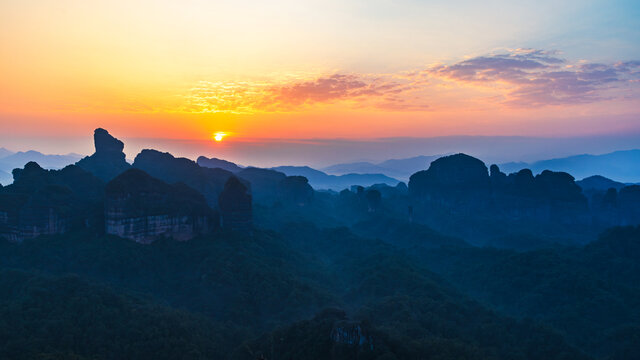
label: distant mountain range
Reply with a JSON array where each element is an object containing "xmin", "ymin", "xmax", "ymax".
[
  {"xmin": 272, "ymin": 166, "xmax": 400, "ymax": 191},
  {"xmin": 0, "ymin": 150, "xmax": 83, "ymax": 185},
  {"xmin": 498, "ymin": 149, "xmax": 640, "ymax": 183},
  {"xmin": 3, "ymin": 147, "xmax": 639, "ymax": 187},
  {"xmin": 197, "ymin": 156, "xmax": 401, "ymax": 190},
  {"xmin": 321, "ymin": 150, "xmax": 640, "ymax": 183},
  {"xmin": 0, "ymin": 148, "xmax": 13, "ymax": 159},
  {"xmin": 322, "ymin": 155, "xmax": 443, "ymax": 180}
]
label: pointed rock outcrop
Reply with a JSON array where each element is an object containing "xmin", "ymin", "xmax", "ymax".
[{"xmin": 76, "ymin": 128, "xmax": 130, "ymax": 181}]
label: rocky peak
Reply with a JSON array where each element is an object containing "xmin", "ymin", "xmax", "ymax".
[
  {"xmin": 409, "ymin": 153, "xmax": 490, "ymax": 198},
  {"xmin": 489, "ymin": 164, "xmax": 508, "ymax": 188},
  {"xmin": 76, "ymin": 129, "xmax": 130, "ymax": 182},
  {"xmin": 278, "ymin": 175, "xmax": 314, "ymax": 205},
  {"xmin": 94, "ymin": 128, "xmax": 125, "ymax": 154},
  {"xmin": 133, "ymin": 149, "xmax": 234, "ymax": 207},
  {"xmin": 12, "ymin": 161, "xmax": 46, "ymax": 184},
  {"xmin": 535, "ymin": 170, "xmax": 584, "ymax": 202}
]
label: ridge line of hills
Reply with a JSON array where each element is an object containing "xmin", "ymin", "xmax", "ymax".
[
  {"xmin": 1, "ymin": 129, "xmax": 639, "ymax": 359},
  {"xmin": 0, "ymin": 144, "xmax": 640, "ymax": 191},
  {"xmin": 2, "ymin": 128, "xmax": 639, "ymax": 247},
  {"xmin": 2, "ymin": 145, "xmax": 639, "ymax": 187}
]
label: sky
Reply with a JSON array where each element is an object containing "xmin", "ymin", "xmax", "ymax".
[{"xmin": 1, "ymin": 0, "xmax": 639, "ymax": 165}]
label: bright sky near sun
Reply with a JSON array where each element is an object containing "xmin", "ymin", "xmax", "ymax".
[{"xmin": 1, "ymin": 0, "xmax": 639, "ymax": 147}]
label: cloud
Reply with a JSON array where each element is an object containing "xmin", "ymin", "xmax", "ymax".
[
  {"xmin": 428, "ymin": 49, "xmax": 640, "ymax": 106},
  {"xmin": 262, "ymin": 74, "xmax": 428, "ymax": 111},
  {"xmin": 184, "ymin": 74, "xmax": 426, "ymax": 113},
  {"xmin": 265, "ymin": 74, "xmax": 367, "ymax": 104},
  {"xmin": 182, "ymin": 48, "xmax": 639, "ymax": 113}
]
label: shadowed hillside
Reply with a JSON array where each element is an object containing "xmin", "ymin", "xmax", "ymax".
[{"xmin": 1, "ymin": 129, "xmax": 639, "ymax": 360}]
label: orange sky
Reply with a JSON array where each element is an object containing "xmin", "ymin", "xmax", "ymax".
[{"xmin": 1, "ymin": 0, "xmax": 639, "ymax": 145}]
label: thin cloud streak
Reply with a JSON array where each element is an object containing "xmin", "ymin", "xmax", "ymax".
[
  {"xmin": 182, "ymin": 48, "xmax": 640, "ymax": 114},
  {"xmin": 429, "ymin": 49, "xmax": 640, "ymax": 106}
]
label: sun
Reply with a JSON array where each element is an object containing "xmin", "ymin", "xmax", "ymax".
[{"xmin": 212, "ymin": 132, "xmax": 228, "ymax": 142}]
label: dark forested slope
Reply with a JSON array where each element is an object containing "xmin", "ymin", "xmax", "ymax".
[{"xmin": 0, "ymin": 226, "xmax": 591, "ymax": 360}]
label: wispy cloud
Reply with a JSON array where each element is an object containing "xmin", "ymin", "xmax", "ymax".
[
  {"xmin": 183, "ymin": 73, "xmax": 424, "ymax": 113},
  {"xmin": 429, "ymin": 49, "xmax": 640, "ymax": 106},
  {"xmin": 181, "ymin": 48, "xmax": 640, "ymax": 114}
]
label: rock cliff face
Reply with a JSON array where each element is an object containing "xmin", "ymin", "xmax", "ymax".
[
  {"xmin": 572, "ymin": 175, "xmax": 640, "ymax": 226},
  {"xmin": 0, "ymin": 186, "xmax": 72, "ymax": 242},
  {"xmin": 105, "ymin": 169, "xmax": 216, "ymax": 243},
  {"xmin": 407, "ymin": 154, "xmax": 595, "ymax": 242},
  {"xmin": 409, "ymin": 154, "xmax": 588, "ymax": 210},
  {"xmin": 133, "ymin": 149, "xmax": 233, "ymax": 208},
  {"xmin": 218, "ymin": 176, "xmax": 252, "ymax": 232},
  {"xmin": 76, "ymin": 128, "xmax": 131, "ymax": 181},
  {"xmin": 409, "ymin": 153, "xmax": 490, "ymax": 202},
  {"xmin": 330, "ymin": 322, "xmax": 375, "ymax": 350},
  {"xmin": 277, "ymin": 176, "xmax": 314, "ymax": 206},
  {"xmin": 0, "ymin": 162, "xmax": 104, "ymax": 242}
]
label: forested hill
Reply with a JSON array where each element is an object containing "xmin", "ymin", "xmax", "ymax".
[
  {"xmin": 1, "ymin": 129, "xmax": 639, "ymax": 359},
  {"xmin": 0, "ymin": 225, "xmax": 595, "ymax": 360}
]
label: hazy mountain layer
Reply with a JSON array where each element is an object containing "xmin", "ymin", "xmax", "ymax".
[
  {"xmin": 0, "ymin": 151, "xmax": 82, "ymax": 185},
  {"xmin": 322, "ymin": 155, "xmax": 442, "ymax": 180},
  {"xmin": 273, "ymin": 165, "xmax": 400, "ymax": 190},
  {"xmin": 500, "ymin": 149, "xmax": 640, "ymax": 183}
]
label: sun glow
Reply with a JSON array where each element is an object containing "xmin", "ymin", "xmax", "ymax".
[{"xmin": 213, "ymin": 132, "xmax": 228, "ymax": 142}]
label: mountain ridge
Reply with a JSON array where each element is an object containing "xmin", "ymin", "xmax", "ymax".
[
  {"xmin": 322, "ymin": 149, "xmax": 640, "ymax": 183},
  {"xmin": 499, "ymin": 149, "xmax": 640, "ymax": 183},
  {"xmin": 272, "ymin": 165, "xmax": 400, "ymax": 190}
]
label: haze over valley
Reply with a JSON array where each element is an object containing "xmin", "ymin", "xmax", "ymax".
[{"xmin": 1, "ymin": 0, "xmax": 640, "ymax": 359}]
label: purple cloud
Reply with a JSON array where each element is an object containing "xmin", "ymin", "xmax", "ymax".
[{"xmin": 430, "ymin": 49, "xmax": 640, "ymax": 106}]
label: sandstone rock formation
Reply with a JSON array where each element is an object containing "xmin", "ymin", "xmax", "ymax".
[
  {"xmin": 409, "ymin": 153, "xmax": 490, "ymax": 204},
  {"xmin": 104, "ymin": 169, "xmax": 216, "ymax": 243},
  {"xmin": 76, "ymin": 128, "xmax": 131, "ymax": 181},
  {"xmin": 0, "ymin": 162, "xmax": 104, "ymax": 242},
  {"xmin": 133, "ymin": 149, "xmax": 233, "ymax": 208},
  {"xmin": 407, "ymin": 153, "xmax": 594, "ymax": 242},
  {"xmin": 410, "ymin": 154, "xmax": 587, "ymax": 208},
  {"xmin": 277, "ymin": 176, "xmax": 314, "ymax": 206}
]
